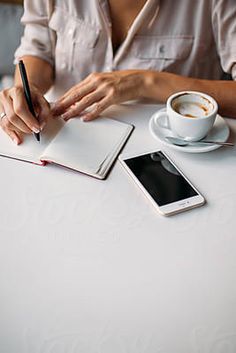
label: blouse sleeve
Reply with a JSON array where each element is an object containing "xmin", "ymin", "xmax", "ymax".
[
  {"xmin": 211, "ymin": 0, "xmax": 236, "ymax": 80},
  {"xmin": 14, "ymin": 0, "xmax": 54, "ymax": 67}
]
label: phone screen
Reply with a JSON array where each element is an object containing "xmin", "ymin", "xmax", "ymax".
[{"xmin": 123, "ymin": 151, "xmax": 198, "ymax": 206}]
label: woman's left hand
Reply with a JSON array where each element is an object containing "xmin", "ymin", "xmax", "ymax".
[{"xmin": 51, "ymin": 70, "xmax": 146, "ymax": 121}]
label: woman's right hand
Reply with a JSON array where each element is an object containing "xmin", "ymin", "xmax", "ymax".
[{"xmin": 0, "ymin": 84, "xmax": 51, "ymax": 144}]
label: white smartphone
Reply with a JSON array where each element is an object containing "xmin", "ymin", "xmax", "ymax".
[{"xmin": 119, "ymin": 150, "xmax": 205, "ymax": 216}]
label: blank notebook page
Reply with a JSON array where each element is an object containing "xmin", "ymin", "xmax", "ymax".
[
  {"xmin": 0, "ymin": 118, "xmax": 64, "ymax": 164},
  {"xmin": 40, "ymin": 117, "xmax": 131, "ymax": 175}
]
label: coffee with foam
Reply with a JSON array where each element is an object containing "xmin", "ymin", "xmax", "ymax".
[
  {"xmin": 161, "ymin": 91, "xmax": 219, "ymax": 142},
  {"xmin": 172, "ymin": 93, "xmax": 214, "ymax": 119}
]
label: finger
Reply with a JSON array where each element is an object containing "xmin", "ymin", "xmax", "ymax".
[
  {"xmin": 54, "ymin": 74, "xmax": 94, "ymax": 103},
  {"xmin": 81, "ymin": 96, "xmax": 113, "ymax": 122},
  {"xmin": 2, "ymin": 100, "xmax": 32, "ymax": 134},
  {"xmin": 62, "ymin": 90, "xmax": 105, "ymax": 120},
  {"xmin": 1, "ymin": 90, "xmax": 32, "ymax": 134},
  {"xmin": 52, "ymin": 82, "xmax": 95, "ymax": 116},
  {"xmin": 9, "ymin": 88, "xmax": 41, "ymax": 133},
  {"xmin": 35, "ymin": 95, "xmax": 51, "ymax": 129},
  {"xmin": 1, "ymin": 124, "xmax": 22, "ymax": 145},
  {"xmin": 1, "ymin": 115, "xmax": 25, "ymax": 134},
  {"xmin": 52, "ymin": 85, "xmax": 83, "ymax": 112}
]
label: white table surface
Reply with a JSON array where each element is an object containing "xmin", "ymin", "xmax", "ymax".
[{"xmin": 0, "ymin": 103, "xmax": 236, "ymax": 353}]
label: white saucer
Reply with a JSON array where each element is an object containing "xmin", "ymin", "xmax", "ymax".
[{"xmin": 149, "ymin": 108, "xmax": 230, "ymax": 153}]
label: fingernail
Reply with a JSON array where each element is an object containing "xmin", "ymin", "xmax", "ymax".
[
  {"xmin": 13, "ymin": 138, "xmax": 18, "ymax": 145},
  {"xmin": 82, "ymin": 115, "xmax": 90, "ymax": 122},
  {"xmin": 61, "ymin": 113, "xmax": 69, "ymax": 119},
  {"xmin": 32, "ymin": 127, "xmax": 40, "ymax": 133}
]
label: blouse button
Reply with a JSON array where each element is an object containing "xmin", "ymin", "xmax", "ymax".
[
  {"xmin": 68, "ymin": 28, "xmax": 73, "ymax": 36},
  {"xmin": 159, "ymin": 45, "xmax": 165, "ymax": 54}
]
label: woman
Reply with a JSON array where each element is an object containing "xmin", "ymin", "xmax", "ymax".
[{"xmin": 0, "ymin": 0, "xmax": 236, "ymax": 144}]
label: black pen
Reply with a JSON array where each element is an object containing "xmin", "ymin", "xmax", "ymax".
[{"xmin": 18, "ymin": 60, "xmax": 40, "ymax": 142}]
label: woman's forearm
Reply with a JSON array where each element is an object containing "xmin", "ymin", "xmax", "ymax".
[
  {"xmin": 142, "ymin": 70, "xmax": 236, "ymax": 118},
  {"xmin": 14, "ymin": 56, "xmax": 54, "ymax": 94}
]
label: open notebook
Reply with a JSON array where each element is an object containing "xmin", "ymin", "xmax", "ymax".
[{"xmin": 0, "ymin": 117, "xmax": 134, "ymax": 179}]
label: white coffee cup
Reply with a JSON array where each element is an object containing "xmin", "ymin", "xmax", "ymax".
[{"xmin": 155, "ymin": 91, "xmax": 218, "ymax": 141}]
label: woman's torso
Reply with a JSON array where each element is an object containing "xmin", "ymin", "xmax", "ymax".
[{"xmin": 47, "ymin": 0, "xmax": 225, "ymax": 97}]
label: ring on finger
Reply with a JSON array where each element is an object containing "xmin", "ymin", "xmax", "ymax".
[{"xmin": 0, "ymin": 111, "xmax": 6, "ymax": 121}]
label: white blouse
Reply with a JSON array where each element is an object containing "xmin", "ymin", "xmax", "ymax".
[{"xmin": 15, "ymin": 0, "xmax": 236, "ymax": 99}]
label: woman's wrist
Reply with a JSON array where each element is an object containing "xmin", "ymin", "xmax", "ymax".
[
  {"xmin": 121, "ymin": 69, "xmax": 158, "ymax": 101},
  {"xmin": 14, "ymin": 56, "xmax": 54, "ymax": 95},
  {"xmin": 141, "ymin": 70, "xmax": 163, "ymax": 101}
]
